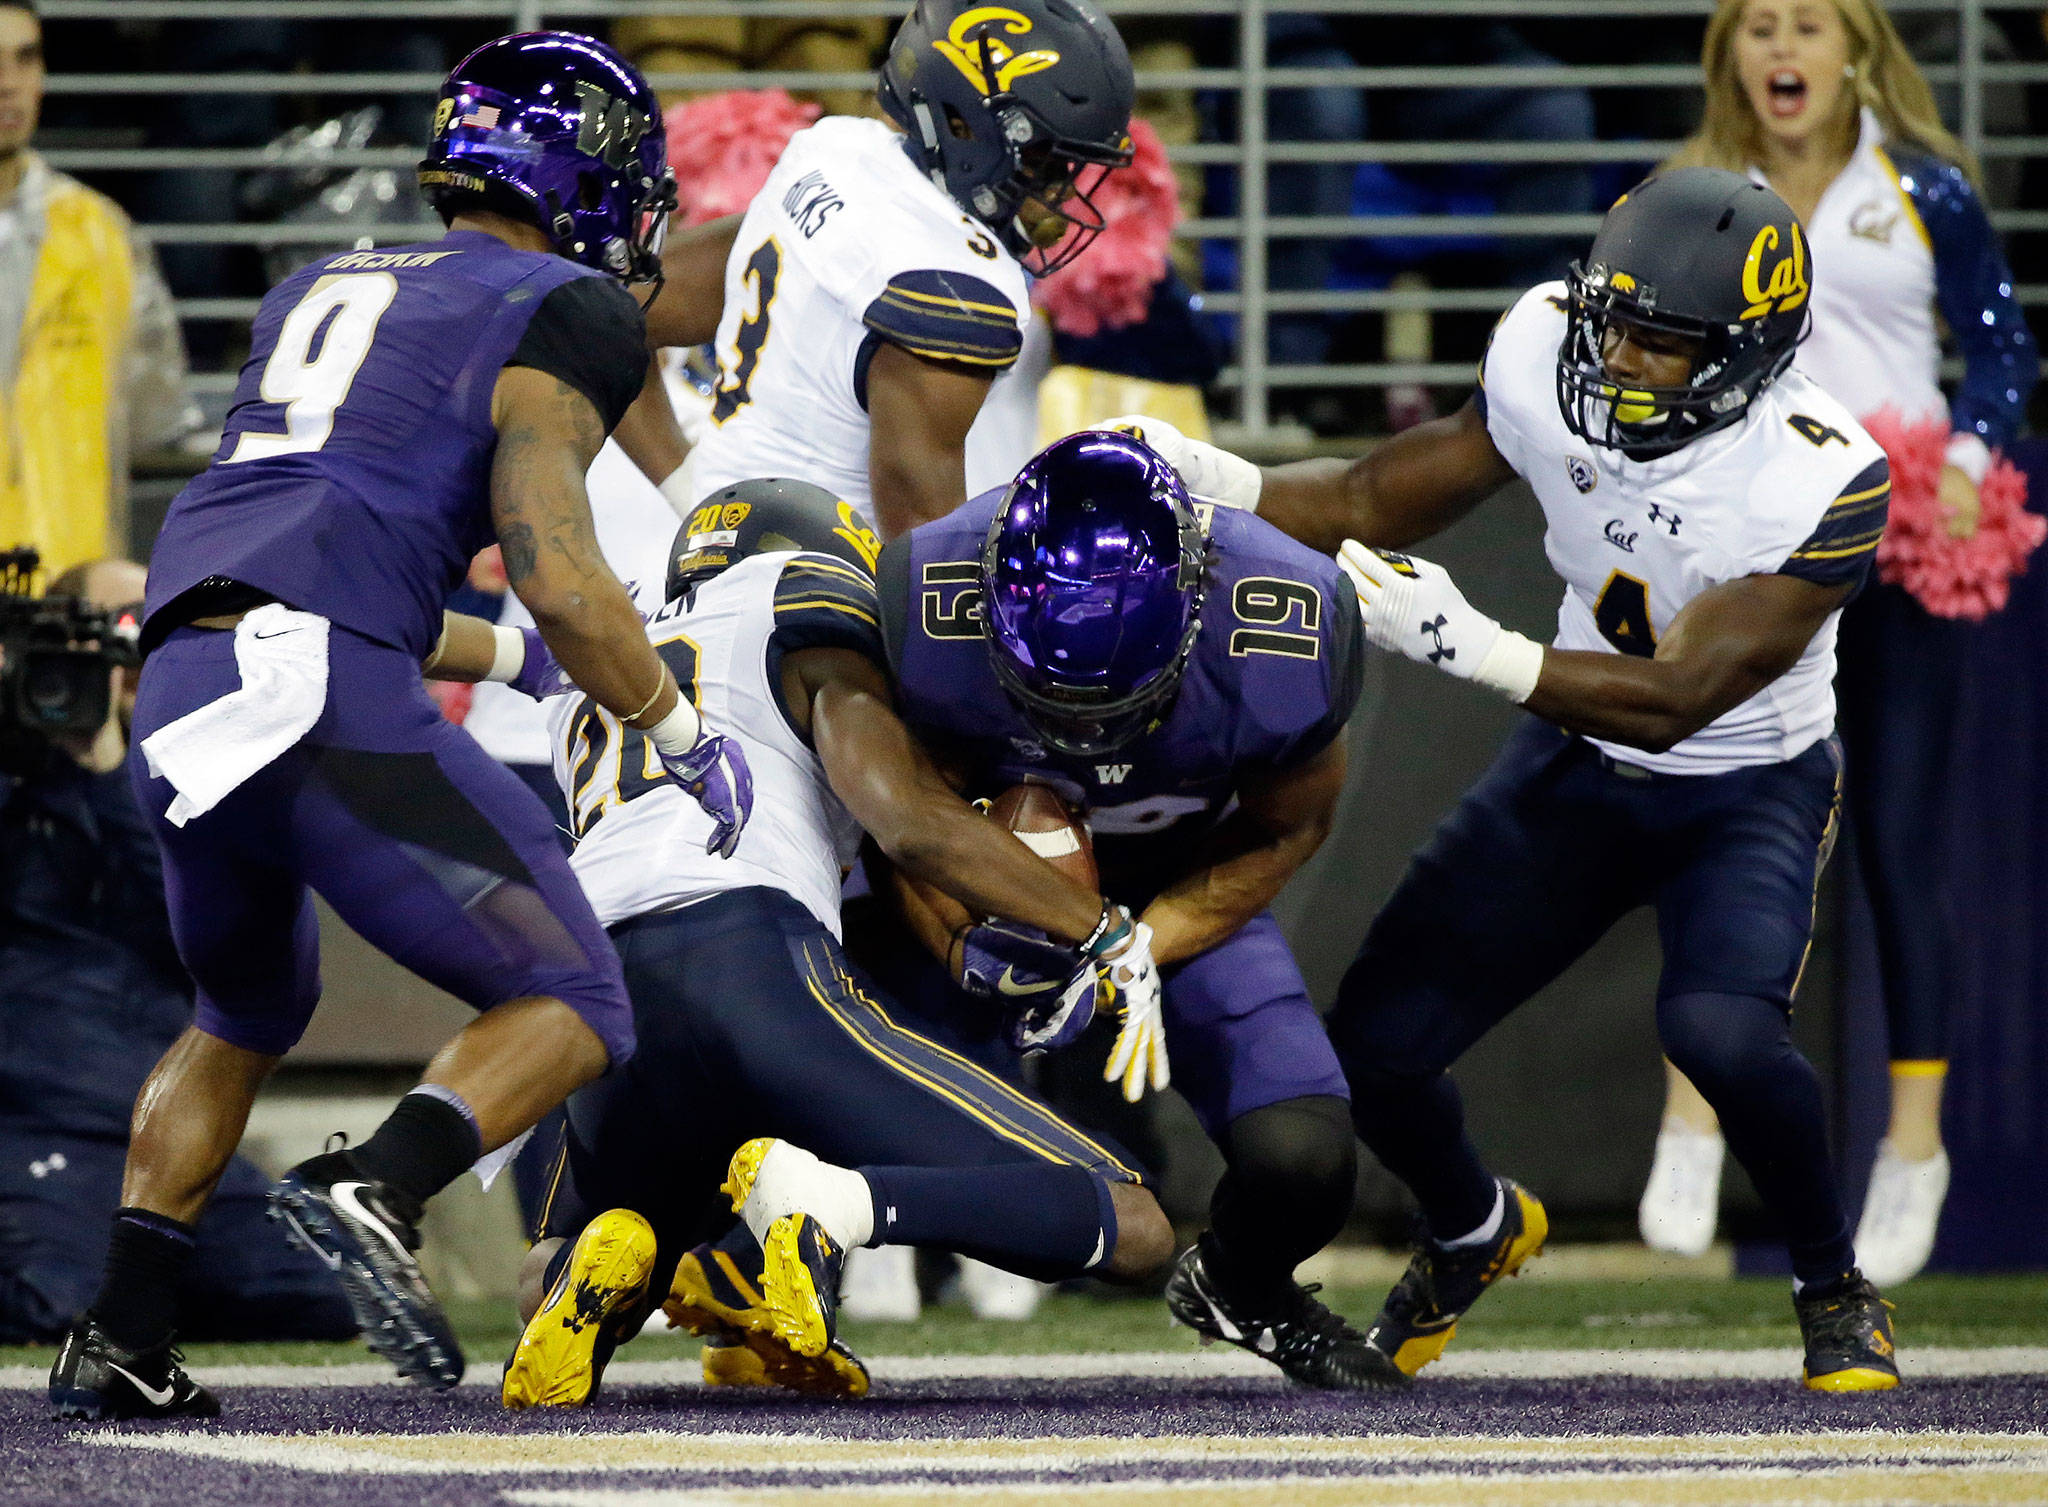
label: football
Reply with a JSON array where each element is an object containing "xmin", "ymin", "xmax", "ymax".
[{"xmin": 985, "ymin": 783, "xmax": 1097, "ymax": 891}]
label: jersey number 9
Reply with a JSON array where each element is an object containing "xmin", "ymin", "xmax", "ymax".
[{"xmin": 224, "ymin": 273, "xmax": 399, "ymax": 465}]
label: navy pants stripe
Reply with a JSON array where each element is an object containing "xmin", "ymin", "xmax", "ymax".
[
  {"xmin": 1330, "ymin": 719, "xmax": 1857, "ymax": 1281},
  {"xmin": 543, "ymin": 888, "xmax": 1141, "ymax": 1271}
]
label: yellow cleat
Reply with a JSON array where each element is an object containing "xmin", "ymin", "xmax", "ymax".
[
  {"xmin": 501, "ymin": 1208, "xmax": 656, "ymax": 1409},
  {"xmin": 1797, "ymin": 1273, "xmax": 1900, "ymax": 1391},
  {"xmin": 667, "ymin": 1226, "xmax": 871, "ymax": 1399},
  {"xmin": 1365, "ymin": 1179, "xmax": 1548, "ymax": 1379}
]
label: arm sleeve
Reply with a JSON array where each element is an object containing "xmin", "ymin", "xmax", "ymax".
[
  {"xmin": 861, "ymin": 268, "xmax": 1023, "ymax": 371},
  {"xmin": 876, "ymin": 532, "xmax": 917, "ymax": 678},
  {"xmin": 506, "ymin": 275, "xmax": 649, "ymax": 435},
  {"xmin": 1901, "ymin": 152, "xmax": 2038, "ymax": 450},
  {"xmin": 1779, "ymin": 456, "xmax": 1890, "ymax": 590}
]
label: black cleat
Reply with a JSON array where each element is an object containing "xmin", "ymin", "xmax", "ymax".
[
  {"xmin": 268, "ymin": 1147, "xmax": 463, "ymax": 1389},
  {"xmin": 49, "ymin": 1318, "xmax": 220, "ymax": 1422},
  {"xmin": 1165, "ymin": 1235, "xmax": 1405, "ymax": 1390},
  {"xmin": 1796, "ymin": 1271, "xmax": 1899, "ymax": 1391},
  {"xmin": 1366, "ymin": 1178, "xmax": 1548, "ymax": 1379}
]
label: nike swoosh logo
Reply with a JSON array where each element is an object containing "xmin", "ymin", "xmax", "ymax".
[
  {"xmin": 1195, "ymin": 1272, "xmax": 1243, "ymax": 1343},
  {"xmin": 995, "ymin": 968, "xmax": 1058, "ymax": 998},
  {"xmin": 251, "ymin": 629, "xmax": 302, "ymax": 640},
  {"xmin": 1088, "ymin": 1229, "xmax": 1106, "ymax": 1268},
  {"xmin": 104, "ymin": 1360, "xmax": 176, "ymax": 1408},
  {"xmin": 332, "ymin": 1181, "xmax": 415, "ymax": 1268}
]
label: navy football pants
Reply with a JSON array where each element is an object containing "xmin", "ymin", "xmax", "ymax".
[
  {"xmin": 129, "ymin": 624, "xmax": 634, "ymax": 1065},
  {"xmin": 1329, "ymin": 719, "xmax": 1858, "ymax": 1284},
  {"xmin": 540, "ymin": 888, "xmax": 1141, "ymax": 1284}
]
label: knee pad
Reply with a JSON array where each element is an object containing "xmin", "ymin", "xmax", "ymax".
[
  {"xmin": 1657, "ymin": 991, "xmax": 1792, "ymax": 1095},
  {"xmin": 1224, "ymin": 1095, "xmax": 1358, "ymax": 1205}
]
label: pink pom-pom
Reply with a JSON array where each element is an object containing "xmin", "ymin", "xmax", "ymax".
[
  {"xmin": 662, "ymin": 90, "xmax": 821, "ymax": 227},
  {"xmin": 1865, "ymin": 407, "xmax": 2043, "ymax": 620},
  {"xmin": 1031, "ymin": 116, "xmax": 1182, "ymax": 339}
]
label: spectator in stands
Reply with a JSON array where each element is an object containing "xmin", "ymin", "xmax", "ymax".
[
  {"xmin": 614, "ymin": 3, "xmax": 885, "ymax": 119},
  {"xmin": 0, "ymin": 0, "xmax": 199, "ymax": 576},
  {"xmin": 1639, "ymin": 0, "xmax": 2038, "ymax": 1288},
  {"xmin": 0, "ymin": 558, "xmax": 353, "ymax": 1345}
]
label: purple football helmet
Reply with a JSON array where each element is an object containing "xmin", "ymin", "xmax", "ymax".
[
  {"xmin": 418, "ymin": 32, "xmax": 675, "ymax": 284},
  {"xmin": 980, "ymin": 431, "xmax": 1207, "ymax": 758}
]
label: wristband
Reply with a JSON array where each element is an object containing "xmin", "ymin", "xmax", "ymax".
[
  {"xmin": 644, "ymin": 694, "xmax": 705, "ymax": 756},
  {"xmin": 1472, "ymin": 629, "xmax": 1545, "ymax": 705},
  {"xmin": 1080, "ymin": 901, "xmax": 1133, "ymax": 959},
  {"xmin": 483, "ymin": 624, "xmax": 526, "ymax": 684}
]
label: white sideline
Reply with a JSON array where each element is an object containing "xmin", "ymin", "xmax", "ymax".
[{"xmin": 6, "ymin": 1346, "xmax": 2048, "ymax": 1390}]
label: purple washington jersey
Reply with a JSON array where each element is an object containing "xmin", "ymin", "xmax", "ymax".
[
  {"xmin": 880, "ymin": 491, "xmax": 1364, "ymax": 898},
  {"xmin": 143, "ymin": 231, "xmax": 637, "ymax": 659}
]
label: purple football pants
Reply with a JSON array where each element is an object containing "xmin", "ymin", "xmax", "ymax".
[{"xmin": 128, "ymin": 624, "xmax": 634, "ymax": 1065}]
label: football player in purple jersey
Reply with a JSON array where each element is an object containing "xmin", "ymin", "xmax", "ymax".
[
  {"xmin": 51, "ymin": 33, "xmax": 751, "ymax": 1421},
  {"xmin": 865, "ymin": 431, "xmax": 1399, "ymax": 1390}
]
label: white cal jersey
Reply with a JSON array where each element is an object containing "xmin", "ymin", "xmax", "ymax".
[
  {"xmin": 685, "ymin": 117, "xmax": 1032, "ymax": 517},
  {"xmin": 1481, "ymin": 283, "xmax": 1890, "ymax": 776},
  {"xmin": 547, "ymin": 550, "xmax": 873, "ymax": 935}
]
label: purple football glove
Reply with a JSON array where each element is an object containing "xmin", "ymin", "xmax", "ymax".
[
  {"xmin": 510, "ymin": 627, "xmax": 574, "ymax": 700},
  {"xmin": 955, "ymin": 921, "xmax": 1099, "ymax": 1055},
  {"xmin": 657, "ymin": 732, "xmax": 754, "ymax": 858}
]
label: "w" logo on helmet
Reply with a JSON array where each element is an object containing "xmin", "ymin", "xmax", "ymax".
[{"xmin": 933, "ymin": 7, "xmax": 1062, "ymax": 96}]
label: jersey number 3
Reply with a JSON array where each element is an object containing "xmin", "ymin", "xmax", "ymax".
[
  {"xmin": 225, "ymin": 272, "xmax": 398, "ymax": 464},
  {"xmin": 711, "ymin": 239, "xmax": 783, "ymax": 424}
]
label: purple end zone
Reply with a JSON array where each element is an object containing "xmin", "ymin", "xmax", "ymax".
[{"xmin": 6, "ymin": 1374, "xmax": 2047, "ymax": 1507}]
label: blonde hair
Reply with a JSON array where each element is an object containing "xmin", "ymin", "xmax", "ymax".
[{"xmin": 1671, "ymin": 0, "xmax": 1977, "ymax": 184}]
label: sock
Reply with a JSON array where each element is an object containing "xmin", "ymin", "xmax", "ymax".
[
  {"xmin": 90, "ymin": 1208, "xmax": 197, "ymax": 1352},
  {"xmin": 858, "ymin": 1163, "xmax": 1114, "ymax": 1283},
  {"xmin": 348, "ymin": 1088, "xmax": 484, "ymax": 1206},
  {"xmin": 1346, "ymin": 1067, "xmax": 1500, "ymax": 1241},
  {"xmin": 1439, "ymin": 1183, "xmax": 1505, "ymax": 1250},
  {"xmin": 1206, "ymin": 1096, "xmax": 1358, "ymax": 1306}
]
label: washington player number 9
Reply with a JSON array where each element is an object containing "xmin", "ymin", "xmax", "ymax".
[{"xmin": 225, "ymin": 272, "xmax": 399, "ymax": 464}]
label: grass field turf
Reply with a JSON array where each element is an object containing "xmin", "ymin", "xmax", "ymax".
[
  {"xmin": 5, "ymin": 1271, "xmax": 2040, "ymax": 1370},
  {"xmin": 6, "ymin": 1272, "xmax": 2046, "ymax": 1506}
]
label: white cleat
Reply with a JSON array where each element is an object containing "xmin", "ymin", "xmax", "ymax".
[
  {"xmin": 957, "ymin": 1258, "xmax": 1046, "ymax": 1321},
  {"xmin": 1855, "ymin": 1142, "xmax": 1950, "ymax": 1287},
  {"xmin": 1638, "ymin": 1125, "xmax": 1725, "ymax": 1259},
  {"xmin": 839, "ymin": 1244, "xmax": 922, "ymax": 1322}
]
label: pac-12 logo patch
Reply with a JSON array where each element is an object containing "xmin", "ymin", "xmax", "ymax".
[{"xmin": 1565, "ymin": 456, "xmax": 1597, "ymax": 494}]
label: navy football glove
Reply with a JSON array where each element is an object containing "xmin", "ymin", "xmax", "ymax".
[{"xmin": 955, "ymin": 921, "xmax": 1099, "ymax": 1055}]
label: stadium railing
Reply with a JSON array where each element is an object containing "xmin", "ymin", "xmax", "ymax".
[{"xmin": 38, "ymin": 0, "xmax": 2048, "ymax": 438}]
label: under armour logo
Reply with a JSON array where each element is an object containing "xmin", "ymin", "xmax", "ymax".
[
  {"xmin": 29, "ymin": 1152, "xmax": 67, "ymax": 1180},
  {"xmin": 1648, "ymin": 504, "xmax": 1682, "ymax": 535},
  {"xmin": 1421, "ymin": 615, "xmax": 1454, "ymax": 664}
]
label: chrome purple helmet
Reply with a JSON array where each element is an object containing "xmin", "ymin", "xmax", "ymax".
[
  {"xmin": 418, "ymin": 32, "xmax": 675, "ymax": 284},
  {"xmin": 980, "ymin": 431, "xmax": 1206, "ymax": 757}
]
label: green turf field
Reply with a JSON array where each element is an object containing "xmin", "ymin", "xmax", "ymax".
[{"xmin": 7, "ymin": 1272, "xmax": 2041, "ymax": 1372}]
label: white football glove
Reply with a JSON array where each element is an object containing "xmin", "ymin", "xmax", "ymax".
[
  {"xmin": 1099, "ymin": 414, "xmax": 1263, "ymax": 513},
  {"xmin": 1337, "ymin": 540, "xmax": 1545, "ymax": 703},
  {"xmin": 1098, "ymin": 920, "xmax": 1169, "ymax": 1104}
]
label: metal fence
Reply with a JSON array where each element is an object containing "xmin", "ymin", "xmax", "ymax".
[{"xmin": 37, "ymin": 0, "xmax": 2048, "ymax": 436}]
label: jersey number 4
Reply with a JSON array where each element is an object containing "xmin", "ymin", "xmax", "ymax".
[
  {"xmin": 224, "ymin": 273, "xmax": 398, "ymax": 464},
  {"xmin": 1593, "ymin": 570, "xmax": 1658, "ymax": 658},
  {"xmin": 562, "ymin": 636, "xmax": 705, "ymax": 840},
  {"xmin": 711, "ymin": 239, "xmax": 783, "ymax": 425}
]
